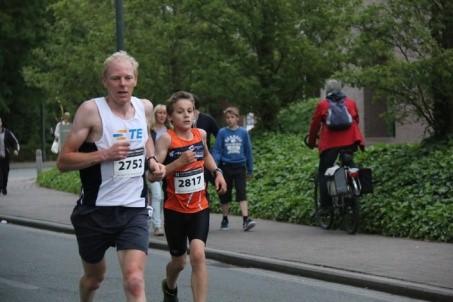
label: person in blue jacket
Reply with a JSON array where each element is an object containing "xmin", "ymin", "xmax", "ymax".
[{"xmin": 212, "ymin": 106, "xmax": 256, "ymax": 231}]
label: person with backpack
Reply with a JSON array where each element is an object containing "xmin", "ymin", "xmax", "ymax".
[{"xmin": 306, "ymin": 79, "xmax": 365, "ymax": 214}]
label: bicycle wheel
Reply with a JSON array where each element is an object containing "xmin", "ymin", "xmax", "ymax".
[
  {"xmin": 342, "ymin": 196, "xmax": 360, "ymax": 234},
  {"xmin": 314, "ymin": 171, "xmax": 334, "ymax": 229}
]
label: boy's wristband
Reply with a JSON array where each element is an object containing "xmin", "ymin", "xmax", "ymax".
[
  {"xmin": 212, "ymin": 167, "xmax": 223, "ymax": 177},
  {"xmin": 146, "ymin": 155, "xmax": 158, "ymax": 164}
]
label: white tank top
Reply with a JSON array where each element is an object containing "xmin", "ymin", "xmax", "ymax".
[{"xmin": 78, "ymin": 97, "xmax": 149, "ymax": 207}]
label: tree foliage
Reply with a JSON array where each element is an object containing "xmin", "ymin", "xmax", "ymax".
[
  {"xmin": 341, "ymin": 0, "xmax": 453, "ymax": 138},
  {"xmin": 24, "ymin": 0, "xmax": 360, "ymax": 129},
  {"xmin": 0, "ymin": 0, "xmax": 50, "ymax": 158},
  {"xmin": 23, "ymin": 0, "xmax": 117, "ymax": 113},
  {"xmin": 4, "ymin": 0, "xmax": 453, "ymax": 159}
]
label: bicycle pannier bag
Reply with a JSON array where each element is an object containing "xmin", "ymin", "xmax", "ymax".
[
  {"xmin": 324, "ymin": 165, "xmax": 349, "ymax": 196},
  {"xmin": 325, "ymin": 98, "xmax": 353, "ymax": 130},
  {"xmin": 359, "ymin": 168, "xmax": 373, "ymax": 194}
]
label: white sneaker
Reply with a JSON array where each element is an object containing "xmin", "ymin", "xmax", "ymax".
[{"xmin": 147, "ymin": 206, "xmax": 153, "ymax": 220}]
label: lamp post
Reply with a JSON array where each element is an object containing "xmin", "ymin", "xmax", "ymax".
[
  {"xmin": 40, "ymin": 100, "xmax": 46, "ymax": 161},
  {"xmin": 115, "ymin": 0, "xmax": 124, "ymax": 51}
]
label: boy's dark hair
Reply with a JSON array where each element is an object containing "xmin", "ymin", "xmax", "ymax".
[
  {"xmin": 166, "ymin": 91, "xmax": 195, "ymax": 116},
  {"xmin": 193, "ymin": 94, "xmax": 200, "ymax": 110}
]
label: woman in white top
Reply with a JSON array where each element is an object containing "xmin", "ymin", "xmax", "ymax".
[
  {"xmin": 52, "ymin": 112, "xmax": 71, "ymax": 154},
  {"xmin": 147, "ymin": 104, "xmax": 170, "ymax": 236}
]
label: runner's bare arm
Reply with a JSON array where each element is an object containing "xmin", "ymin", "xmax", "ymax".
[
  {"xmin": 147, "ymin": 132, "xmax": 171, "ymax": 182},
  {"xmin": 155, "ymin": 132, "xmax": 194, "ymax": 175},
  {"xmin": 57, "ymin": 100, "xmax": 129, "ymax": 172}
]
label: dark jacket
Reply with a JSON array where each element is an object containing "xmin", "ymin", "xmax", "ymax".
[
  {"xmin": 196, "ymin": 112, "xmax": 219, "ymax": 150},
  {"xmin": 1, "ymin": 128, "xmax": 20, "ymax": 159}
]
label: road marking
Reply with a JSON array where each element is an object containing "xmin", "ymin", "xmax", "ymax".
[{"xmin": 0, "ymin": 277, "xmax": 39, "ymax": 290}]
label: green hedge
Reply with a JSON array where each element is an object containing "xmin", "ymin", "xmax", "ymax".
[
  {"xmin": 39, "ymin": 134, "xmax": 453, "ymax": 242},
  {"xmin": 210, "ymin": 134, "xmax": 453, "ymax": 242},
  {"xmin": 37, "ymin": 99, "xmax": 453, "ymax": 242},
  {"xmin": 355, "ymin": 139, "xmax": 453, "ymax": 241},
  {"xmin": 37, "ymin": 168, "xmax": 80, "ymax": 194}
]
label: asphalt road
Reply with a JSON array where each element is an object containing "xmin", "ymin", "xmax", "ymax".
[{"xmin": 0, "ymin": 223, "xmax": 426, "ymax": 302}]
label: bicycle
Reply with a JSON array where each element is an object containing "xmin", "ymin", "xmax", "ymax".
[{"xmin": 304, "ymin": 136, "xmax": 365, "ymax": 234}]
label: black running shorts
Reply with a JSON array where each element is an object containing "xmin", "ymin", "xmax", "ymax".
[
  {"xmin": 71, "ymin": 204, "xmax": 149, "ymax": 263},
  {"xmin": 219, "ymin": 163, "xmax": 247, "ymax": 204},
  {"xmin": 163, "ymin": 208, "xmax": 210, "ymax": 257}
]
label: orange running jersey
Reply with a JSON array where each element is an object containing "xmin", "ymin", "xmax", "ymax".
[{"xmin": 163, "ymin": 128, "xmax": 208, "ymax": 213}]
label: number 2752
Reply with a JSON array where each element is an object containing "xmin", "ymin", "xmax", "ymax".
[{"xmin": 118, "ymin": 158, "xmax": 143, "ymax": 170}]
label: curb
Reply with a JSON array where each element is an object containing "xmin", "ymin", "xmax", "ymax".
[{"xmin": 1, "ymin": 215, "xmax": 452, "ymax": 302}]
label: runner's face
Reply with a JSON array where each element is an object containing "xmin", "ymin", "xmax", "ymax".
[
  {"xmin": 103, "ymin": 59, "xmax": 137, "ymax": 105},
  {"xmin": 170, "ymin": 99, "xmax": 194, "ymax": 131},
  {"xmin": 155, "ymin": 109, "xmax": 167, "ymax": 125}
]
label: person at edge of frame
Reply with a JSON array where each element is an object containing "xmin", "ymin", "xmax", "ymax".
[{"xmin": 0, "ymin": 117, "xmax": 20, "ymax": 195}]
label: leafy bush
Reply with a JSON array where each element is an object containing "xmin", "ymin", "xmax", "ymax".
[
  {"xmin": 209, "ymin": 132, "xmax": 317, "ymax": 224},
  {"xmin": 356, "ymin": 138, "xmax": 453, "ymax": 241},
  {"xmin": 212, "ymin": 134, "xmax": 453, "ymax": 242},
  {"xmin": 37, "ymin": 168, "xmax": 80, "ymax": 194},
  {"xmin": 37, "ymin": 122, "xmax": 453, "ymax": 242},
  {"xmin": 276, "ymin": 98, "xmax": 318, "ymax": 133}
]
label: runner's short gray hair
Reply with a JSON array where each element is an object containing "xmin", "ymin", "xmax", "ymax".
[
  {"xmin": 325, "ymin": 79, "xmax": 342, "ymax": 96},
  {"xmin": 102, "ymin": 51, "xmax": 139, "ymax": 78}
]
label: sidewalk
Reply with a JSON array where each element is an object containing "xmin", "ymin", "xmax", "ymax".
[{"xmin": 1, "ymin": 164, "xmax": 453, "ymax": 301}]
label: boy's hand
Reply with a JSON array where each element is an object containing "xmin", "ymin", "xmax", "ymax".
[
  {"xmin": 178, "ymin": 150, "xmax": 197, "ymax": 165},
  {"xmin": 215, "ymin": 173, "xmax": 227, "ymax": 194},
  {"xmin": 147, "ymin": 168, "xmax": 165, "ymax": 182},
  {"xmin": 148, "ymin": 160, "xmax": 166, "ymax": 180}
]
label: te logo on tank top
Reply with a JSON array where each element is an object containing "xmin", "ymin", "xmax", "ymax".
[{"xmin": 112, "ymin": 128, "xmax": 144, "ymax": 142}]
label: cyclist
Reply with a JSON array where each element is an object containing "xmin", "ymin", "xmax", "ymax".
[{"xmin": 306, "ymin": 79, "xmax": 365, "ymax": 214}]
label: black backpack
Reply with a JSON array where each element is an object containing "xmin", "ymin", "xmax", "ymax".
[{"xmin": 325, "ymin": 97, "xmax": 352, "ymax": 130}]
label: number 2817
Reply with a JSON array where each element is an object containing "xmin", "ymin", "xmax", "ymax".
[{"xmin": 178, "ymin": 176, "xmax": 202, "ymax": 188}]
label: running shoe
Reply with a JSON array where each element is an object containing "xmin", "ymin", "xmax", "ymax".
[
  {"xmin": 162, "ymin": 279, "xmax": 178, "ymax": 302},
  {"xmin": 220, "ymin": 217, "xmax": 229, "ymax": 230},
  {"xmin": 243, "ymin": 218, "xmax": 256, "ymax": 231}
]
